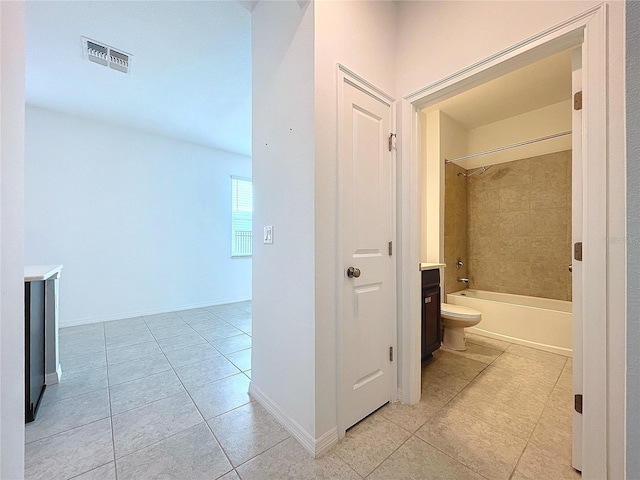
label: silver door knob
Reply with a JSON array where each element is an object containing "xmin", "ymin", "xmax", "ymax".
[
  {"xmin": 347, "ymin": 267, "xmax": 361, "ymax": 278},
  {"xmin": 568, "ymin": 264, "xmax": 573, "ymax": 273}
]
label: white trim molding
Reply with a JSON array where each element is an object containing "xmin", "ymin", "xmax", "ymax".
[
  {"xmin": 45, "ymin": 364, "xmax": 62, "ymax": 386},
  {"xmin": 337, "ymin": 64, "xmax": 395, "ymax": 104},
  {"xmin": 249, "ymin": 382, "xmax": 339, "ymax": 457},
  {"xmin": 59, "ymin": 297, "xmax": 251, "ymax": 328}
]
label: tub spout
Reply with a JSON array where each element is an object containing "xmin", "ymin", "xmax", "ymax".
[{"xmin": 457, "ymin": 277, "xmax": 470, "ymax": 284}]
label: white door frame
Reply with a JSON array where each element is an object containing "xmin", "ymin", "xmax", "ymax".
[
  {"xmin": 571, "ymin": 46, "xmax": 584, "ymax": 472},
  {"xmin": 336, "ymin": 64, "xmax": 397, "ymax": 436},
  {"xmin": 398, "ymin": 5, "xmax": 608, "ymax": 478}
]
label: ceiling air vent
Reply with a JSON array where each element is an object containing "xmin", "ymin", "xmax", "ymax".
[{"xmin": 82, "ymin": 37, "xmax": 132, "ymax": 75}]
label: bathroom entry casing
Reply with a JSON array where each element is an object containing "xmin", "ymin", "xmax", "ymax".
[{"xmin": 401, "ymin": 6, "xmax": 612, "ymax": 476}]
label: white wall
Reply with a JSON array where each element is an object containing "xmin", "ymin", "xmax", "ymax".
[
  {"xmin": 25, "ymin": 106, "xmax": 251, "ymax": 327},
  {"xmin": 314, "ymin": 0, "xmax": 397, "ymax": 440},
  {"xmin": 421, "ymin": 110, "xmax": 467, "ymax": 263},
  {"xmin": 396, "ymin": 1, "xmax": 626, "ymax": 477},
  {"xmin": 626, "ymin": 2, "xmax": 640, "ymax": 477},
  {"xmin": 464, "ymin": 101, "xmax": 572, "ymax": 168},
  {"xmin": 251, "ymin": 0, "xmax": 317, "ymax": 441},
  {"xmin": 396, "ymin": 1, "xmax": 602, "ymax": 96},
  {"xmin": 0, "ymin": 2, "xmax": 26, "ymax": 477},
  {"xmin": 251, "ymin": 0, "xmax": 397, "ymax": 449}
]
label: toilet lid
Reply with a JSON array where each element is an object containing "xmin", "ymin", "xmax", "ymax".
[{"xmin": 441, "ymin": 303, "xmax": 481, "ymax": 318}]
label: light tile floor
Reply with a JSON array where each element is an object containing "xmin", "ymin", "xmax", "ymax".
[{"xmin": 25, "ymin": 304, "xmax": 579, "ymax": 480}]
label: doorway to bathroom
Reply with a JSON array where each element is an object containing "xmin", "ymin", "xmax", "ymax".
[
  {"xmin": 397, "ymin": 6, "xmax": 609, "ymax": 477},
  {"xmin": 426, "ymin": 48, "xmax": 575, "ymax": 353},
  {"xmin": 421, "ymin": 46, "xmax": 579, "ymax": 471}
]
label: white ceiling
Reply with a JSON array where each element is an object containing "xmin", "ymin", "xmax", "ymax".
[
  {"xmin": 25, "ymin": 1, "xmax": 251, "ymax": 157},
  {"xmin": 424, "ymin": 49, "xmax": 573, "ymax": 129}
]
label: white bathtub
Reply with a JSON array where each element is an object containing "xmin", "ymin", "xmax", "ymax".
[{"xmin": 447, "ymin": 289, "xmax": 572, "ymax": 357}]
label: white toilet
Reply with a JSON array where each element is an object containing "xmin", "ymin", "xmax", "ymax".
[{"xmin": 441, "ymin": 303, "xmax": 482, "ymax": 351}]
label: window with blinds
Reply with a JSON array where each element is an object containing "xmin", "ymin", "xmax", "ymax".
[{"xmin": 231, "ymin": 177, "xmax": 253, "ymax": 257}]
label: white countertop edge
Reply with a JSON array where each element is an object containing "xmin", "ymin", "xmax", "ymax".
[
  {"xmin": 419, "ymin": 262, "xmax": 446, "ymax": 271},
  {"xmin": 25, "ymin": 264, "xmax": 63, "ymax": 282}
]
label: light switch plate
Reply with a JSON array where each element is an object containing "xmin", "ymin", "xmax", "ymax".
[{"xmin": 264, "ymin": 226, "xmax": 273, "ymax": 244}]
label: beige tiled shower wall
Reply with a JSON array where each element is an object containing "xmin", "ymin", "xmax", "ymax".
[
  {"xmin": 443, "ymin": 163, "xmax": 468, "ymax": 296},
  {"xmin": 466, "ymin": 150, "xmax": 572, "ymax": 301}
]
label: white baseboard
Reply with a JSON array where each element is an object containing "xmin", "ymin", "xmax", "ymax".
[
  {"xmin": 59, "ymin": 297, "xmax": 252, "ymax": 328},
  {"xmin": 45, "ymin": 364, "xmax": 62, "ymax": 385},
  {"xmin": 314, "ymin": 426, "xmax": 339, "ymax": 457},
  {"xmin": 249, "ymin": 382, "xmax": 339, "ymax": 458}
]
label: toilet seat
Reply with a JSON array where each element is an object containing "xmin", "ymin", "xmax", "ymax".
[{"xmin": 441, "ymin": 303, "xmax": 481, "ymax": 320}]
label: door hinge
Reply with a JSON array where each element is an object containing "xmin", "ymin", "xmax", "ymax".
[
  {"xmin": 388, "ymin": 241, "xmax": 392, "ymax": 256},
  {"xmin": 574, "ymin": 242, "xmax": 583, "ymax": 261},
  {"xmin": 388, "ymin": 133, "xmax": 396, "ymax": 152},
  {"xmin": 574, "ymin": 91, "xmax": 583, "ymax": 110},
  {"xmin": 575, "ymin": 394, "xmax": 583, "ymax": 414},
  {"xmin": 389, "ymin": 346, "xmax": 394, "ymax": 362}
]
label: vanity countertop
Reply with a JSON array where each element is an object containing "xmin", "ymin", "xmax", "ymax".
[
  {"xmin": 419, "ymin": 262, "xmax": 446, "ymax": 271},
  {"xmin": 24, "ymin": 265, "xmax": 63, "ymax": 282}
]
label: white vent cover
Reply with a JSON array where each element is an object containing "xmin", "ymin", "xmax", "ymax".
[{"xmin": 82, "ymin": 37, "xmax": 132, "ymax": 74}]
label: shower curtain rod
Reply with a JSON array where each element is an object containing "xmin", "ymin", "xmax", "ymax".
[{"xmin": 444, "ymin": 130, "xmax": 572, "ymax": 164}]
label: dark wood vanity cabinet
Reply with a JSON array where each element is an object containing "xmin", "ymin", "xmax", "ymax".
[
  {"xmin": 25, "ymin": 280, "xmax": 46, "ymax": 422},
  {"xmin": 421, "ymin": 268, "xmax": 441, "ymax": 361}
]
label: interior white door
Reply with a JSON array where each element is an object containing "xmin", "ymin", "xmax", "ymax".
[
  {"xmin": 571, "ymin": 46, "xmax": 583, "ymax": 472},
  {"xmin": 339, "ymin": 78, "xmax": 394, "ymax": 431}
]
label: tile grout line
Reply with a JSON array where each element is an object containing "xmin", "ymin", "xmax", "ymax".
[
  {"xmin": 359, "ymin": 429, "xmax": 413, "ymax": 479},
  {"xmin": 106, "ymin": 319, "xmax": 212, "ymax": 462},
  {"xmin": 24, "ymin": 387, "xmax": 111, "ymax": 444},
  {"xmin": 111, "ymin": 332, "xmax": 222, "ymax": 465},
  {"xmin": 410, "ymin": 364, "xmax": 494, "ymax": 479},
  {"xmin": 101, "ymin": 311, "xmax": 215, "ymax": 464},
  {"xmin": 410, "ymin": 346, "xmax": 535, "ymax": 480},
  {"xmin": 27, "ymin": 328, "xmax": 112, "ymax": 476},
  {"xmin": 108, "ymin": 370, "xmax": 202, "ymax": 460},
  {"xmin": 406, "ymin": 430, "xmax": 496, "ymax": 480},
  {"xmin": 171, "ymin": 314, "xmax": 257, "ymax": 470},
  {"xmin": 224, "ymin": 434, "xmax": 292, "ymax": 476},
  {"xmin": 104, "ymin": 321, "xmax": 119, "ymax": 480},
  {"xmin": 66, "ymin": 460, "xmax": 113, "ymax": 480},
  {"xmin": 329, "ymin": 441, "xmax": 366, "ymax": 480},
  {"xmin": 380, "ymin": 351, "xmax": 493, "ymax": 434},
  {"xmin": 49, "ymin": 323, "xmax": 114, "ymax": 479},
  {"xmin": 107, "ymin": 336, "xmax": 248, "ymax": 414},
  {"xmin": 43, "ymin": 305, "xmax": 255, "ymax": 478},
  {"xmin": 120, "ymin": 312, "xmax": 253, "ymax": 471},
  {"xmin": 507, "ymin": 354, "xmax": 570, "ymax": 480},
  {"xmin": 348, "ymin": 339, "xmax": 570, "ymax": 480},
  {"xmin": 442, "ymin": 343, "xmax": 571, "ymax": 479},
  {"xmin": 203, "ymin": 419, "xmax": 238, "ymax": 478},
  {"xmin": 187, "ymin": 309, "xmax": 249, "ymax": 473},
  {"xmin": 437, "ymin": 346, "xmax": 551, "ymax": 439}
]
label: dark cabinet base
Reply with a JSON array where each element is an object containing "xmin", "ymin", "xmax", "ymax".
[
  {"xmin": 421, "ymin": 269, "xmax": 442, "ymax": 361},
  {"xmin": 25, "ymin": 386, "xmax": 46, "ymax": 423},
  {"xmin": 25, "ymin": 281, "xmax": 46, "ymax": 423}
]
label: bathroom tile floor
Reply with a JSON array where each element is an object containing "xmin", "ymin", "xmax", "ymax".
[{"xmin": 25, "ymin": 307, "xmax": 578, "ymax": 480}]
